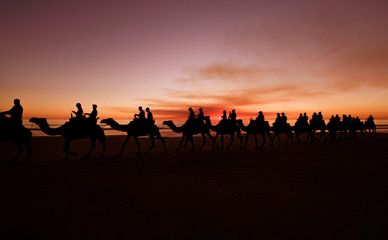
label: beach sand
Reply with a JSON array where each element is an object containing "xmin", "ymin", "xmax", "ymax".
[{"xmin": 1, "ymin": 133, "xmax": 388, "ymax": 239}]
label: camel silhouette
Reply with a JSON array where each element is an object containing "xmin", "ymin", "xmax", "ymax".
[
  {"xmin": 292, "ymin": 123, "xmax": 314, "ymax": 144},
  {"xmin": 163, "ymin": 119, "xmax": 215, "ymax": 152},
  {"xmin": 270, "ymin": 123, "xmax": 294, "ymax": 146},
  {"xmin": 204, "ymin": 117, "xmax": 242, "ymax": 150},
  {"xmin": 29, "ymin": 118, "xmax": 105, "ymax": 159},
  {"xmin": 309, "ymin": 119, "xmax": 327, "ymax": 142},
  {"xmin": 237, "ymin": 119, "xmax": 272, "ymax": 149},
  {"xmin": 100, "ymin": 118, "xmax": 167, "ymax": 156},
  {"xmin": 364, "ymin": 119, "xmax": 376, "ymax": 137},
  {"xmin": 0, "ymin": 116, "xmax": 32, "ymax": 164}
]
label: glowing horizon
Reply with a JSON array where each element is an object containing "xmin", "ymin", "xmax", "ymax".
[{"xmin": 1, "ymin": 0, "xmax": 388, "ymax": 121}]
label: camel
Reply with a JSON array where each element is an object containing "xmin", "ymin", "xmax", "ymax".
[
  {"xmin": 364, "ymin": 119, "xmax": 376, "ymax": 137},
  {"xmin": 204, "ymin": 117, "xmax": 242, "ymax": 150},
  {"xmin": 292, "ymin": 123, "xmax": 314, "ymax": 144},
  {"xmin": 100, "ymin": 118, "xmax": 167, "ymax": 156},
  {"xmin": 163, "ymin": 119, "xmax": 215, "ymax": 152},
  {"xmin": 309, "ymin": 119, "xmax": 327, "ymax": 142},
  {"xmin": 0, "ymin": 116, "xmax": 32, "ymax": 164},
  {"xmin": 237, "ymin": 119, "xmax": 272, "ymax": 149},
  {"xmin": 270, "ymin": 122, "xmax": 294, "ymax": 146},
  {"xmin": 29, "ymin": 118, "xmax": 105, "ymax": 159}
]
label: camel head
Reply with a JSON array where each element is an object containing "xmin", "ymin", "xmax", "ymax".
[
  {"xmin": 162, "ymin": 120, "xmax": 173, "ymax": 126},
  {"xmin": 100, "ymin": 118, "xmax": 114, "ymax": 125},
  {"xmin": 29, "ymin": 117, "xmax": 47, "ymax": 125}
]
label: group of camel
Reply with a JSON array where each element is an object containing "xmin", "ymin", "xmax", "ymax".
[{"xmin": 1, "ymin": 114, "xmax": 377, "ymax": 164}]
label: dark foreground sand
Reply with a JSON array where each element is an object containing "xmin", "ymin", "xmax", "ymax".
[{"xmin": 1, "ymin": 134, "xmax": 388, "ymax": 239}]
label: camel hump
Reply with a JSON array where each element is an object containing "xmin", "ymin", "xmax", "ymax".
[{"xmin": 68, "ymin": 118, "xmax": 97, "ymax": 130}]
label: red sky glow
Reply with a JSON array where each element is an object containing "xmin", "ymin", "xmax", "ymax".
[{"xmin": 1, "ymin": 0, "xmax": 388, "ymax": 121}]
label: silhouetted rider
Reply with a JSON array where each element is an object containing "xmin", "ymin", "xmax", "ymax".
[
  {"xmin": 146, "ymin": 107, "xmax": 153, "ymax": 120},
  {"xmin": 85, "ymin": 104, "xmax": 98, "ymax": 120},
  {"xmin": 228, "ymin": 109, "xmax": 237, "ymax": 121},
  {"xmin": 197, "ymin": 108, "xmax": 204, "ymax": 121},
  {"xmin": 135, "ymin": 106, "xmax": 145, "ymax": 119},
  {"xmin": 72, "ymin": 103, "xmax": 84, "ymax": 119},
  {"xmin": 256, "ymin": 111, "xmax": 265, "ymax": 123},
  {"xmin": 1, "ymin": 98, "xmax": 23, "ymax": 126},
  {"xmin": 221, "ymin": 110, "xmax": 227, "ymax": 121},
  {"xmin": 188, "ymin": 107, "xmax": 195, "ymax": 120}
]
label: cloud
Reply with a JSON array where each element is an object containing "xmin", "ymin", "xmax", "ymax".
[{"xmin": 175, "ymin": 62, "xmax": 284, "ymax": 85}]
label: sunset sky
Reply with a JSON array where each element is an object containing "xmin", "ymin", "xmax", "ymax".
[{"xmin": 1, "ymin": 0, "xmax": 388, "ymax": 121}]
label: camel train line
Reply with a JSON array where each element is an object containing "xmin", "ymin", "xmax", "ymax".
[{"xmin": 1, "ymin": 103, "xmax": 378, "ymax": 163}]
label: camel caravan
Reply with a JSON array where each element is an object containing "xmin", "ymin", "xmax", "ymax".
[{"xmin": 0, "ymin": 99, "xmax": 378, "ymax": 163}]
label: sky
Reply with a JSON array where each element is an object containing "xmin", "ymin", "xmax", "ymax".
[{"xmin": 1, "ymin": 0, "xmax": 388, "ymax": 121}]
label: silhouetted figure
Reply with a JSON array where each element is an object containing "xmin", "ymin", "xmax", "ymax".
[
  {"xmin": 1, "ymin": 99, "xmax": 31, "ymax": 164},
  {"xmin": 365, "ymin": 115, "xmax": 376, "ymax": 136},
  {"xmin": 228, "ymin": 109, "xmax": 237, "ymax": 121},
  {"xmin": 302, "ymin": 113, "xmax": 308, "ymax": 124},
  {"xmin": 275, "ymin": 113, "xmax": 281, "ymax": 124},
  {"xmin": 1, "ymin": 98, "xmax": 23, "ymax": 126},
  {"xmin": 281, "ymin": 112, "xmax": 288, "ymax": 124},
  {"xmin": 334, "ymin": 114, "xmax": 341, "ymax": 124},
  {"xmin": 197, "ymin": 108, "xmax": 204, "ymax": 122},
  {"xmin": 256, "ymin": 111, "xmax": 265, "ymax": 124},
  {"xmin": 221, "ymin": 110, "xmax": 227, "ymax": 121},
  {"xmin": 188, "ymin": 108, "xmax": 195, "ymax": 120},
  {"xmin": 134, "ymin": 106, "xmax": 145, "ymax": 119},
  {"xmin": 317, "ymin": 112, "xmax": 323, "ymax": 121},
  {"xmin": 72, "ymin": 103, "xmax": 84, "ymax": 119},
  {"xmin": 146, "ymin": 107, "xmax": 153, "ymax": 120},
  {"xmin": 85, "ymin": 104, "xmax": 98, "ymax": 120}
]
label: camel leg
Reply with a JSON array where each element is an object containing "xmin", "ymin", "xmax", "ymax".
[
  {"xmin": 305, "ymin": 132, "xmax": 310, "ymax": 144},
  {"xmin": 134, "ymin": 136, "xmax": 141, "ymax": 155},
  {"xmin": 176, "ymin": 135, "xmax": 186, "ymax": 152},
  {"xmin": 187, "ymin": 134, "xmax": 195, "ymax": 151},
  {"xmin": 220, "ymin": 134, "xmax": 224, "ymax": 150},
  {"xmin": 295, "ymin": 133, "xmax": 301, "ymax": 144},
  {"xmin": 156, "ymin": 133, "xmax": 167, "ymax": 153},
  {"xmin": 214, "ymin": 133, "xmax": 220, "ymax": 149},
  {"xmin": 21, "ymin": 141, "xmax": 32, "ymax": 165},
  {"xmin": 237, "ymin": 130, "xmax": 243, "ymax": 149},
  {"xmin": 275, "ymin": 133, "xmax": 281, "ymax": 146},
  {"xmin": 84, "ymin": 137, "xmax": 96, "ymax": 159},
  {"xmin": 226, "ymin": 134, "xmax": 234, "ymax": 150},
  {"xmin": 199, "ymin": 133, "xmax": 206, "ymax": 150},
  {"xmin": 9, "ymin": 143, "xmax": 23, "ymax": 165},
  {"xmin": 146, "ymin": 135, "xmax": 155, "ymax": 154},
  {"xmin": 206, "ymin": 131, "xmax": 215, "ymax": 149},
  {"xmin": 182, "ymin": 135, "xmax": 189, "ymax": 148},
  {"xmin": 62, "ymin": 140, "xmax": 76, "ymax": 160},
  {"xmin": 260, "ymin": 133, "xmax": 266, "ymax": 148},
  {"xmin": 118, "ymin": 135, "xmax": 131, "ymax": 157},
  {"xmin": 266, "ymin": 132, "xmax": 273, "ymax": 147},
  {"xmin": 98, "ymin": 135, "xmax": 106, "ymax": 157},
  {"xmin": 253, "ymin": 134, "xmax": 258, "ymax": 149},
  {"xmin": 243, "ymin": 133, "xmax": 249, "ymax": 149}
]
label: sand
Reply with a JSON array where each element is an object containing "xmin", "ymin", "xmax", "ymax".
[{"xmin": 1, "ymin": 133, "xmax": 388, "ymax": 239}]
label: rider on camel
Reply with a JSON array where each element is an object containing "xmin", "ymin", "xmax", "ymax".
[
  {"xmin": 85, "ymin": 104, "xmax": 98, "ymax": 121},
  {"xmin": 1, "ymin": 98, "xmax": 23, "ymax": 127}
]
